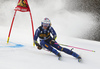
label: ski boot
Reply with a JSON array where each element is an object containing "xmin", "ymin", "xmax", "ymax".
[
  {"xmin": 77, "ymin": 56, "xmax": 82, "ymax": 62},
  {"xmin": 57, "ymin": 53, "xmax": 62, "ymax": 60}
]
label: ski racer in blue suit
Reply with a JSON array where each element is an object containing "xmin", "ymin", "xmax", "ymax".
[{"xmin": 34, "ymin": 18, "xmax": 81, "ymax": 61}]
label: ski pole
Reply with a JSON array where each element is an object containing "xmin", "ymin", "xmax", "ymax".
[{"xmin": 55, "ymin": 43, "xmax": 95, "ymax": 52}]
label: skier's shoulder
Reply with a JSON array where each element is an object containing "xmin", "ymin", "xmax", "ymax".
[
  {"xmin": 38, "ymin": 26, "xmax": 43, "ymax": 31},
  {"xmin": 49, "ymin": 26, "xmax": 55, "ymax": 31},
  {"xmin": 38, "ymin": 26, "xmax": 42, "ymax": 29},
  {"xmin": 36, "ymin": 26, "xmax": 41, "ymax": 32},
  {"xmin": 48, "ymin": 26, "xmax": 53, "ymax": 30}
]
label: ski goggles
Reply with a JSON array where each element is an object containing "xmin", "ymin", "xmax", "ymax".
[{"xmin": 42, "ymin": 23, "xmax": 49, "ymax": 27}]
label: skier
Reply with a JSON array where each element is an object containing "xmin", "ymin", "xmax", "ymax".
[{"xmin": 34, "ymin": 18, "xmax": 82, "ymax": 62}]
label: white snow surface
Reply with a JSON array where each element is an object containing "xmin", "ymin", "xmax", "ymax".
[
  {"xmin": 0, "ymin": 27, "xmax": 100, "ymax": 69},
  {"xmin": 0, "ymin": 0, "xmax": 100, "ymax": 69}
]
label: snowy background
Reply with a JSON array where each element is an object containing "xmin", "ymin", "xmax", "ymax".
[
  {"xmin": 0, "ymin": 0, "xmax": 100, "ymax": 41},
  {"xmin": 0, "ymin": 0, "xmax": 100, "ymax": 69}
]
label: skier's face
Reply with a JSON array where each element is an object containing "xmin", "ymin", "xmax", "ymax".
[
  {"xmin": 42, "ymin": 23, "xmax": 49, "ymax": 29},
  {"xmin": 43, "ymin": 26, "xmax": 48, "ymax": 29}
]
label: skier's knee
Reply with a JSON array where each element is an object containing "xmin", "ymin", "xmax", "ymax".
[{"xmin": 57, "ymin": 46, "xmax": 63, "ymax": 51}]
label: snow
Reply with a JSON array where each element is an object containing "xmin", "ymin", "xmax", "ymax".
[
  {"xmin": 0, "ymin": 0, "xmax": 100, "ymax": 69},
  {"xmin": 0, "ymin": 26, "xmax": 100, "ymax": 69}
]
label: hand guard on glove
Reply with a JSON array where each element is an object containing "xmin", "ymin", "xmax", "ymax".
[
  {"xmin": 50, "ymin": 39, "xmax": 55, "ymax": 45},
  {"xmin": 37, "ymin": 46, "xmax": 42, "ymax": 50},
  {"xmin": 36, "ymin": 43, "xmax": 42, "ymax": 50},
  {"xmin": 50, "ymin": 35, "xmax": 56, "ymax": 45},
  {"xmin": 34, "ymin": 41, "xmax": 42, "ymax": 50}
]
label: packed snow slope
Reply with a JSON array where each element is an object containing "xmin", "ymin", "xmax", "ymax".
[
  {"xmin": 0, "ymin": 0, "xmax": 100, "ymax": 69},
  {"xmin": 0, "ymin": 26, "xmax": 100, "ymax": 69}
]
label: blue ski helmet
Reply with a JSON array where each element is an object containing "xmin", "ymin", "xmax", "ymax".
[{"xmin": 41, "ymin": 18, "xmax": 51, "ymax": 27}]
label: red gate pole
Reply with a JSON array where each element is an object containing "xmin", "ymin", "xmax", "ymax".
[
  {"xmin": 7, "ymin": 11, "xmax": 17, "ymax": 43},
  {"xmin": 29, "ymin": 10, "xmax": 34, "ymax": 46}
]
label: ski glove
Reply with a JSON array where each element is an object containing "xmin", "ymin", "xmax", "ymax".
[
  {"xmin": 36, "ymin": 43, "xmax": 42, "ymax": 50},
  {"xmin": 34, "ymin": 41, "xmax": 42, "ymax": 50},
  {"xmin": 37, "ymin": 45, "xmax": 42, "ymax": 50},
  {"xmin": 50, "ymin": 35, "xmax": 56, "ymax": 45},
  {"xmin": 50, "ymin": 39, "xmax": 55, "ymax": 45}
]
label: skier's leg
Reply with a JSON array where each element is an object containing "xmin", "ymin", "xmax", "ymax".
[
  {"xmin": 53, "ymin": 42, "xmax": 80, "ymax": 58},
  {"xmin": 63, "ymin": 47, "xmax": 82, "ymax": 62},
  {"xmin": 40, "ymin": 40, "xmax": 60, "ymax": 56}
]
